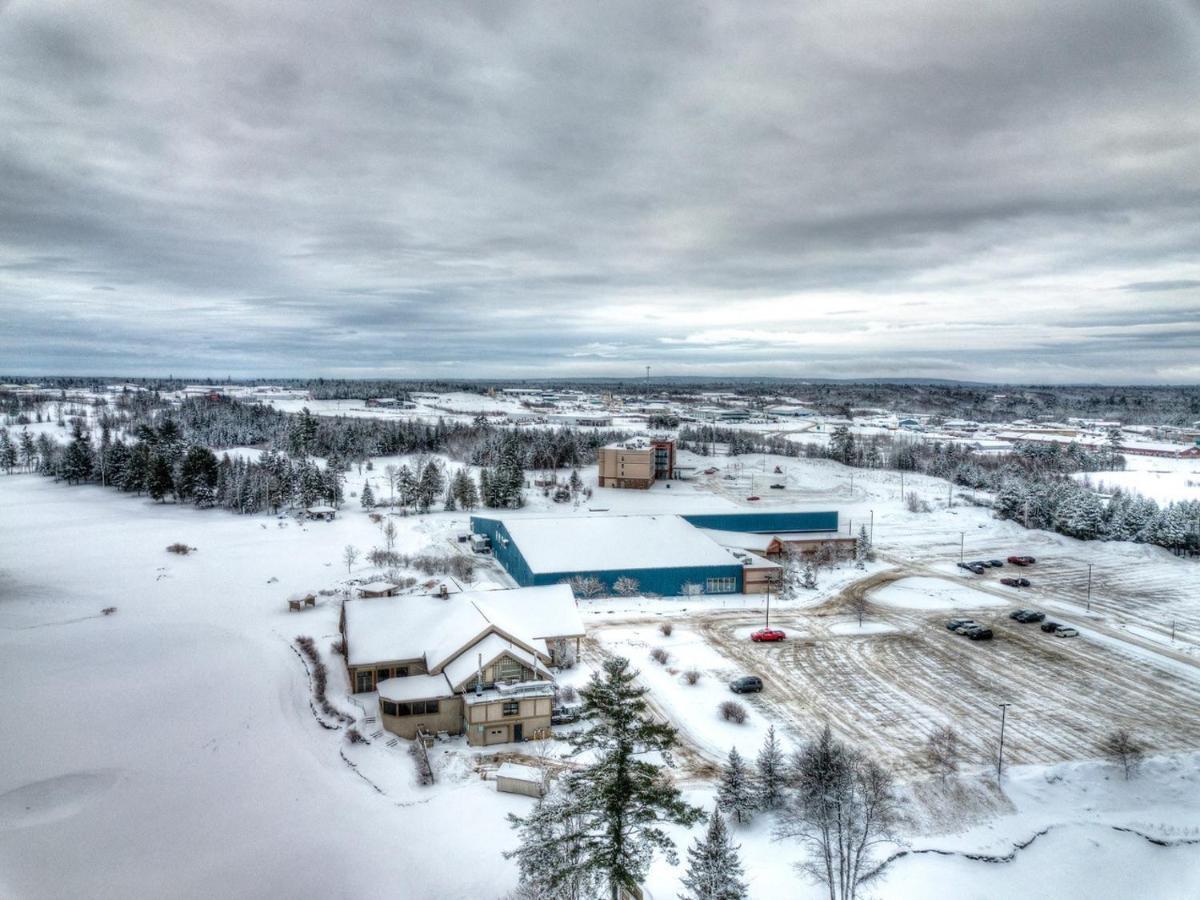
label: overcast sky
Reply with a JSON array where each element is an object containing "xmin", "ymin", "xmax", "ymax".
[{"xmin": 2, "ymin": 1, "xmax": 1199, "ymax": 382}]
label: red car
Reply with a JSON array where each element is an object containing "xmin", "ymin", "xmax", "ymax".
[
  {"xmin": 751, "ymin": 628, "xmax": 786, "ymax": 642},
  {"xmin": 746, "ymin": 495, "xmax": 761, "ymax": 501},
  {"xmin": 1006, "ymin": 555, "xmax": 1037, "ymax": 566},
  {"xmin": 703, "ymin": 467, "xmax": 719, "ymax": 475}
]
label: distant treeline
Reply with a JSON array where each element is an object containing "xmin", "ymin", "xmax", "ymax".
[
  {"xmin": 678, "ymin": 424, "xmax": 1200, "ymax": 555},
  {"xmin": 5, "ymin": 378, "xmax": 1199, "ymax": 426},
  {"xmin": 0, "ymin": 397, "xmax": 621, "ymax": 517}
]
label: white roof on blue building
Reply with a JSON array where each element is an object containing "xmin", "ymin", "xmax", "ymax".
[{"xmin": 490, "ymin": 514, "xmax": 739, "ymax": 574}]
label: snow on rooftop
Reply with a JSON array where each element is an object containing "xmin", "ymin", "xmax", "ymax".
[
  {"xmin": 441, "ymin": 632, "xmax": 542, "ymax": 690},
  {"xmin": 343, "ymin": 584, "xmax": 581, "ymax": 668},
  {"xmin": 495, "ymin": 763, "xmax": 542, "ymax": 781},
  {"xmin": 356, "ymin": 580, "xmax": 398, "ymax": 593},
  {"xmin": 377, "ymin": 673, "xmax": 453, "ymax": 702},
  {"xmin": 493, "ymin": 514, "xmax": 737, "ymax": 573}
]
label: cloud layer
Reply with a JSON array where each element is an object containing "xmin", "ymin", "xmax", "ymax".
[{"xmin": 2, "ymin": 0, "xmax": 1199, "ymax": 381}]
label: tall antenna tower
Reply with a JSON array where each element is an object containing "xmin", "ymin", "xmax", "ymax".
[{"xmin": 645, "ymin": 365, "xmax": 651, "ymax": 395}]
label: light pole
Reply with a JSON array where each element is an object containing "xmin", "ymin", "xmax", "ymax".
[
  {"xmin": 960, "ymin": 532, "xmax": 965, "ymax": 564},
  {"xmin": 870, "ymin": 509, "xmax": 874, "ymax": 544},
  {"xmin": 996, "ymin": 702, "xmax": 1011, "ymax": 780},
  {"xmin": 1086, "ymin": 563, "xmax": 1093, "ymax": 612}
]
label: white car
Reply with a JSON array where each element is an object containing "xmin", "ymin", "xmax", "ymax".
[{"xmin": 1054, "ymin": 627, "xmax": 1080, "ymax": 638}]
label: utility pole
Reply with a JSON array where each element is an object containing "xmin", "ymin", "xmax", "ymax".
[
  {"xmin": 960, "ymin": 532, "xmax": 965, "ymax": 563},
  {"xmin": 1086, "ymin": 563, "xmax": 1093, "ymax": 612},
  {"xmin": 900, "ymin": 471, "xmax": 905, "ymax": 502},
  {"xmin": 870, "ymin": 509, "xmax": 874, "ymax": 544},
  {"xmin": 996, "ymin": 702, "xmax": 1011, "ymax": 780},
  {"xmin": 645, "ymin": 365, "xmax": 650, "ymax": 397},
  {"xmin": 948, "ymin": 481, "xmax": 953, "ymax": 508}
]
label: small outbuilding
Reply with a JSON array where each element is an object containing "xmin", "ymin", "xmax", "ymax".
[
  {"xmin": 304, "ymin": 505, "xmax": 337, "ymax": 521},
  {"xmin": 357, "ymin": 580, "xmax": 401, "ymax": 598},
  {"xmin": 495, "ymin": 762, "xmax": 546, "ymax": 798}
]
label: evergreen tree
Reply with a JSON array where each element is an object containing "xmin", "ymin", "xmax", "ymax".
[
  {"xmin": 855, "ymin": 524, "xmax": 873, "ymax": 563},
  {"xmin": 360, "ymin": 480, "xmax": 375, "ymax": 509},
  {"xmin": 717, "ymin": 747, "xmax": 754, "ymax": 824},
  {"xmin": 802, "ymin": 562, "xmax": 818, "ymax": 590},
  {"xmin": 417, "ymin": 460, "xmax": 444, "ymax": 513},
  {"xmin": 443, "ymin": 484, "xmax": 457, "ymax": 511},
  {"xmin": 396, "ymin": 464, "xmax": 417, "ymax": 507},
  {"xmin": 147, "ymin": 453, "xmax": 174, "ymax": 502},
  {"xmin": 756, "ymin": 725, "xmax": 785, "ymax": 811},
  {"xmin": 679, "ymin": 807, "xmax": 749, "ymax": 900},
  {"xmin": 0, "ymin": 429, "xmax": 16, "ymax": 474},
  {"xmin": 569, "ymin": 468, "xmax": 584, "ymax": 495},
  {"xmin": 59, "ymin": 423, "xmax": 94, "ymax": 484},
  {"xmin": 830, "ymin": 425, "xmax": 855, "ymax": 465},
  {"xmin": 508, "ymin": 656, "xmax": 702, "ymax": 899},
  {"xmin": 19, "ymin": 429, "xmax": 37, "ymax": 471},
  {"xmin": 505, "ymin": 789, "xmax": 602, "ymax": 900}
]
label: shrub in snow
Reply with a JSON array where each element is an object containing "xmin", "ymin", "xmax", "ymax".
[
  {"xmin": 166, "ymin": 542, "xmax": 193, "ymax": 555},
  {"xmin": 346, "ymin": 727, "xmax": 366, "ymax": 744},
  {"xmin": 683, "ymin": 669, "xmax": 701, "ymax": 685},
  {"xmin": 556, "ymin": 684, "xmax": 578, "ymax": 705},
  {"xmin": 101, "ymin": 606, "xmax": 117, "ymax": 616},
  {"xmin": 330, "ymin": 638, "xmax": 346, "ymax": 656},
  {"xmin": 905, "ymin": 492, "xmax": 931, "ymax": 513},
  {"xmin": 1101, "ymin": 728, "xmax": 1146, "ymax": 780},
  {"xmin": 719, "ymin": 700, "xmax": 747, "ymax": 724},
  {"xmin": 659, "ymin": 622, "xmax": 674, "ymax": 637},
  {"xmin": 650, "ymin": 647, "xmax": 670, "ymax": 665}
]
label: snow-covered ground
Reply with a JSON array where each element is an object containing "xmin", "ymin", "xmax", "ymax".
[
  {"xmin": 4, "ymin": 440, "xmax": 1200, "ymax": 899},
  {"xmin": 1074, "ymin": 454, "xmax": 1200, "ymax": 504}
]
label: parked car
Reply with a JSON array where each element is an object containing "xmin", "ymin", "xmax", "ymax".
[
  {"xmin": 966, "ymin": 563, "xmax": 987, "ymax": 575},
  {"xmin": 1041, "ymin": 621, "xmax": 1062, "ymax": 633},
  {"xmin": 1007, "ymin": 555, "xmax": 1037, "ymax": 566},
  {"xmin": 751, "ymin": 628, "xmax": 786, "ymax": 642},
  {"xmin": 988, "ymin": 559, "xmax": 1004, "ymax": 567},
  {"xmin": 1054, "ymin": 627, "xmax": 1079, "ymax": 638},
  {"xmin": 947, "ymin": 618, "xmax": 976, "ymax": 631},
  {"xmin": 551, "ymin": 705, "xmax": 582, "ymax": 725},
  {"xmin": 1000, "ymin": 577, "xmax": 1032, "ymax": 587},
  {"xmin": 746, "ymin": 496, "xmax": 761, "ymax": 501},
  {"xmin": 729, "ymin": 675, "xmax": 764, "ymax": 693},
  {"xmin": 1009, "ymin": 609, "xmax": 1045, "ymax": 623},
  {"xmin": 952, "ymin": 621, "xmax": 981, "ymax": 634},
  {"xmin": 769, "ymin": 483, "xmax": 786, "ymax": 490},
  {"xmin": 703, "ymin": 467, "xmax": 718, "ymax": 475},
  {"xmin": 966, "ymin": 626, "xmax": 994, "ymax": 641},
  {"xmin": 956, "ymin": 562, "xmax": 971, "ymax": 570}
]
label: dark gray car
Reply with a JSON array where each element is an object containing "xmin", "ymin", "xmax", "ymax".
[{"xmin": 729, "ymin": 675, "xmax": 763, "ymax": 694}]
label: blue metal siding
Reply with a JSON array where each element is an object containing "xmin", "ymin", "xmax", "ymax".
[
  {"xmin": 529, "ymin": 564, "xmax": 743, "ymax": 597},
  {"xmin": 681, "ymin": 511, "xmax": 838, "ymax": 534},
  {"xmin": 470, "ymin": 515, "xmax": 743, "ymax": 596}
]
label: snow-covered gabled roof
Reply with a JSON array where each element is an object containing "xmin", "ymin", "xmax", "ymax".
[
  {"xmin": 441, "ymin": 632, "xmax": 544, "ymax": 691},
  {"xmin": 344, "ymin": 584, "xmax": 578, "ymax": 671}
]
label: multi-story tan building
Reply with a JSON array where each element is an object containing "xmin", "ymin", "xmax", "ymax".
[
  {"xmin": 598, "ymin": 438, "xmax": 675, "ymax": 489},
  {"xmin": 340, "ymin": 585, "xmax": 583, "ymax": 746}
]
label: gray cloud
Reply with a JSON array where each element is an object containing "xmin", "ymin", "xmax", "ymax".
[{"xmin": 1, "ymin": 1, "xmax": 1199, "ymax": 382}]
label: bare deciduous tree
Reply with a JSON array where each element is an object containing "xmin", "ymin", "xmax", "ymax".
[
  {"xmin": 381, "ymin": 519, "xmax": 398, "ymax": 551},
  {"xmin": 924, "ymin": 726, "xmax": 960, "ymax": 785},
  {"xmin": 776, "ymin": 724, "xmax": 900, "ymax": 900},
  {"xmin": 342, "ymin": 544, "xmax": 359, "ymax": 573},
  {"xmin": 1100, "ymin": 728, "xmax": 1146, "ymax": 780},
  {"xmin": 561, "ymin": 575, "xmax": 605, "ymax": 599},
  {"xmin": 613, "ymin": 576, "xmax": 641, "ymax": 597}
]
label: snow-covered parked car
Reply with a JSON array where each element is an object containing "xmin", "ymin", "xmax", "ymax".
[{"xmin": 1054, "ymin": 627, "xmax": 1080, "ymax": 638}]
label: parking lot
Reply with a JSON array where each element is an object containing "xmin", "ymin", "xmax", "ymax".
[{"xmin": 680, "ymin": 574, "xmax": 1200, "ymax": 775}]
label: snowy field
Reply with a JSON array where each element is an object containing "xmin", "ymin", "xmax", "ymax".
[
  {"xmin": 1073, "ymin": 454, "xmax": 1200, "ymax": 504},
  {"xmin": 5, "ymin": 443, "xmax": 1200, "ymax": 898}
]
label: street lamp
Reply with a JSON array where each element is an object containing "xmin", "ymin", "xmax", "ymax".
[
  {"xmin": 1086, "ymin": 563, "xmax": 1093, "ymax": 612},
  {"xmin": 960, "ymin": 532, "xmax": 965, "ymax": 564},
  {"xmin": 996, "ymin": 703, "xmax": 1012, "ymax": 780}
]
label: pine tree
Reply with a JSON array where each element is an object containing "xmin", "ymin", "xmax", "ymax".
[
  {"xmin": 443, "ymin": 483, "xmax": 457, "ymax": 511},
  {"xmin": 717, "ymin": 747, "xmax": 754, "ymax": 825},
  {"xmin": 360, "ymin": 480, "xmax": 375, "ymax": 509},
  {"xmin": 0, "ymin": 429, "xmax": 16, "ymax": 474},
  {"xmin": 569, "ymin": 468, "xmax": 583, "ymax": 495},
  {"xmin": 505, "ymin": 790, "xmax": 602, "ymax": 900},
  {"xmin": 679, "ymin": 807, "xmax": 749, "ymax": 900},
  {"xmin": 397, "ymin": 464, "xmax": 417, "ymax": 507},
  {"xmin": 59, "ymin": 423, "xmax": 94, "ymax": 484},
  {"xmin": 19, "ymin": 429, "xmax": 37, "ymax": 471},
  {"xmin": 756, "ymin": 725, "xmax": 785, "ymax": 810},
  {"xmin": 856, "ymin": 524, "xmax": 873, "ymax": 563},
  {"xmin": 147, "ymin": 453, "xmax": 174, "ymax": 502},
  {"xmin": 417, "ymin": 460, "xmax": 444, "ymax": 513},
  {"xmin": 508, "ymin": 656, "xmax": 702, "ymax": 900},
  {"xmin": 802, "ymin": 562, "xmax": 818, "ymax": 590}
]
